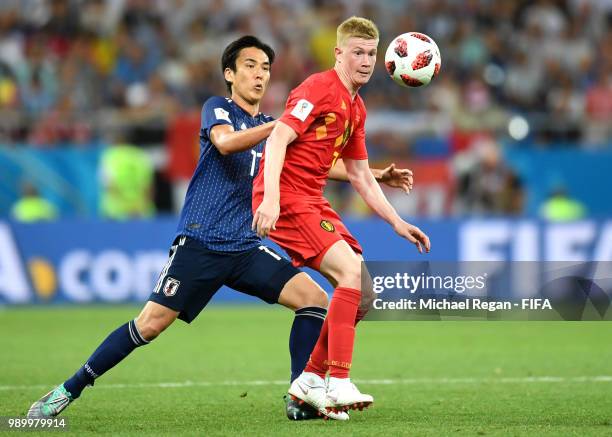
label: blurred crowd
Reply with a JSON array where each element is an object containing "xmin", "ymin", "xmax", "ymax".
[{"xmin": 1, "ymin": 0, "xmax": 610, "ymax": 219}]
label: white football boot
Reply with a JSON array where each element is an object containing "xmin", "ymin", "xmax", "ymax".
[
  {"xmin": 288, "ymin": 372, "xmax": 349, "ymax": 421},
  {"xmin": 325, "ymin": 377, "xmax": 373, "ymax": 413},
  {"xmin": 27, "ymin": 384, "xmax": 73, "ymax": 418}
]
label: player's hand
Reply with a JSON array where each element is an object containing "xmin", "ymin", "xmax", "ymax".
[
  {"xmin": 393, "ymin": 220, "xmax": 430, "ymax": 253},
  {"xmin": 252, "ymin": 198, "xmax": 279, "ymax": 238},
  {"xmin": 379, "ymin": 163, "xmax": 413, "ymax": 193}
]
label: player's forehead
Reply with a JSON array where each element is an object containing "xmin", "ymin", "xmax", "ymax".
[
  {"xmin": 236, "ymin": 46, "xmax": 270, "ymax": 65},
  {"xmin": 344, "ymin": 37, "xmax": 378, "ymax": 51}
]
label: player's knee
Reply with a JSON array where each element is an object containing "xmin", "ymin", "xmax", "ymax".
[
  {"xmin": 292, "ymin": 284, "xmax": 328, "ymax": 310},
  {"xmin": 135, "ymin": 308, "xmax": 177, "ymax": 341},
  {"xmin": 335, "ymin": 266, "xmax": 362, "ymax": 290},
  {"xmin": 279, "ymin": 273, "xmax": 329, "ymax": 310},
  {"xmin": 304, "ymin": 287, "xmax": 328, "ymax": 309},
  {"xmin": 136, "ymin": 317, "xmax": 172, "ymax": 341}
]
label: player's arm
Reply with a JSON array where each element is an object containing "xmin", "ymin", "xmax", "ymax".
[
  {"xmin": 252, "ymin": 121, "xmax": 297, "ymax": 237},
  {"xmin": 344, "ymin": 158, "xmax": 430, "ymax": 253},
  {"xmin": 210, "ymin": 121, "xmax": 276, "ymax": 155},
  {"xmin": 328, "ymin": 159, "xmax": 414, "ymax": 193}
]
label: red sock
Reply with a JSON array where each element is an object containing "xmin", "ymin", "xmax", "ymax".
[
  {"xmin": 327, "ymin": 287, "xmax": 361, "ymax": 378},
  {"xmin": 304, "ymin": 318, "xmax": 328, "ymax": 378}
]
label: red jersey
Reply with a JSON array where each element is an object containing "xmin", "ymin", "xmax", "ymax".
[{"xmin": 253, "ymin": 69, "xmax": 368, "ymax": 200}]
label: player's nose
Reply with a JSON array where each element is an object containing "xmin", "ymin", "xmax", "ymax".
[{"xmin": 255, "ymin": 66, "xmax": 265, "ymax": 79}]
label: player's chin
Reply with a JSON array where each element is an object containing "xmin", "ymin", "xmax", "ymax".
[
  {"xmin": 246, "ymin": 91, "xmax": 262, "ymax": 103},
  {"xmin": 355, "ymin": 72, "xmax": 373, "ymax": 85},
  {"xmin": 251, "ymin": 89, "xmax": 264, "ymax": 99}
]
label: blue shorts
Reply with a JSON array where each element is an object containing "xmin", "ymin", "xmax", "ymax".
[{"xmin": 148, "ymin": 236, "xmax": 300, "ymax": 323}]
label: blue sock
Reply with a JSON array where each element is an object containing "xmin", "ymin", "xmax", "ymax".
[
  {"xmin": 64, "ymin": 320, "xmax": 149, "ymax": 399},
  {"xmin": 289, "ymin": 307, "xmax": 326, "ymax": 383}
]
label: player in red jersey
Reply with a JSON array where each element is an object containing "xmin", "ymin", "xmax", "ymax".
[{"xmin": 252, "ymin": 17, "xmax": 430, "ymax": 415}]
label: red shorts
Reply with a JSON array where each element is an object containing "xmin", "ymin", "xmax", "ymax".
[{"xmin": 253, "ymin": 195, "xmax": 362, "ymax": 269}]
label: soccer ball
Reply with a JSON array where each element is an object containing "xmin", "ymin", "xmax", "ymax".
[{"xmin": 384, "ymin": 32, "xmax": 441, "ymax": 87}]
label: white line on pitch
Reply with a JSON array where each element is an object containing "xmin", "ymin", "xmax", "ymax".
[{"xmin": 1, "ymin": 376, "xmax": 611, "ymax": 391}]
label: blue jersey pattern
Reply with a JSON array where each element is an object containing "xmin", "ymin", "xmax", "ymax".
[{"xmin": 176, "ymin": 96, "xmax": 272, "ymax": 251}]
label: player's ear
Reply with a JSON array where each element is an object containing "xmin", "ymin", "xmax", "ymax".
[
  {"xmin": 224, "ymin": 67, "xmax": 234, "ymax": 84},
  {"xmin": 334, "ymin": 46, "xmax": 342, "ymax": 62}
]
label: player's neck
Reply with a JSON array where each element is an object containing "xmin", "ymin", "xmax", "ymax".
[
  {"xmin": 230, "ymin": 93, "xmax": 260, "ymax": 116},
  {"xmin": 333, "ymin": 66, "xmax": 360, "ymax": 99}
]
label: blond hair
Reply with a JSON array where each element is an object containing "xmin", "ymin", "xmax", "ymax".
[{"xmin": 337, "ymin": 16, "xmax": 379, "ymax": 47}]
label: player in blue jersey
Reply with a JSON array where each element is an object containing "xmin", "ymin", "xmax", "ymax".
[{"xmin": 27, "ymin": 36, "xmax": 413, "ymax": 422}]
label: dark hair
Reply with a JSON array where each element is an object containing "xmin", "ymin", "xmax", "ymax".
[{"xmin": 221, "ymin": 35, "xmax": 275, "ymax": 93}]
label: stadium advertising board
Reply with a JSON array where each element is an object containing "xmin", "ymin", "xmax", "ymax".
[{"xmin": 0, "ymin": 219, "xmax": 610, "ymax": 305}]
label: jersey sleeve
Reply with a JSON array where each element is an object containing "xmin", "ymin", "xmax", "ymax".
[
  {"xmin": 279, "ymin": 77, "xmax": 329, "ymax": 136},
  {"xmin": 201, "ymin": 96, "xmax": 234, "ymax": 139},
  {"xmin": 341, "ymin": 101, "xmax": 368, "ymax": 160}
]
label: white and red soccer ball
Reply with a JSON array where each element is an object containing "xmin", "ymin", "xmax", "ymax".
[{"xmin": 384, "ymin": 32, "xmax": 441, "ymax": 87}]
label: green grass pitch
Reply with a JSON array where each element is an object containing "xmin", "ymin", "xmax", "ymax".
[{"xmin": 1, "ymin": 305, "xmax": 611, "ymax": 436}]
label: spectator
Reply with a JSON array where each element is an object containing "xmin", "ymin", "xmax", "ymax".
[
  {"xmin": 584, "ymin": 68, "xmax": 612, "ymax": 146},
  {"xmin": 110, "ymin": 37, "xmax": 157, "ymax": 105},
  {"xmin": 0, "ymin": 62, "xmax": 18, "ymax": 108},
  {"xmin": 456, "ymin": 139, "xmax": 523, "ymax": 215},
  {"xmin": 11, "ymin": 182, "xmax": 58, "ymax": 222},
  {"xmin": 164, "ymin": 106, "xmax": 200, "ymax": 212},
  {"xmin": 100, "ymin": 142, "xmax": 155, "ymax": 219},
  {"xmin": 539, "ymin": 186, "xmax": 586, "ymax": 221},
  {"xmin": 0, "ymin": 0, "xmax": 607, "ymax": 148},
  {"xmin": 0, "ymin": 0, "xmax": 608, "ymax": 219},
  {"xmin": 14, "ymin": 36, "xmax": 58, "ymax": 116}
]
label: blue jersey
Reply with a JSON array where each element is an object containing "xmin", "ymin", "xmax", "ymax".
[{"xmin": 176, "ymin": 96, "xmax": 272, "ymax": 251}]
